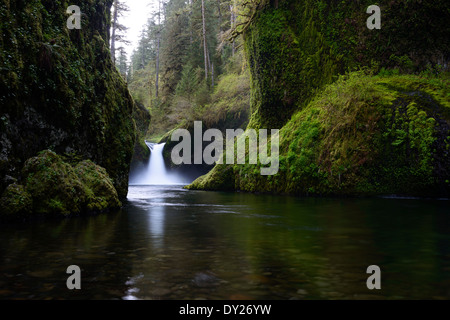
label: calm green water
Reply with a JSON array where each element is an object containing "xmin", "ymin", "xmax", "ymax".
[{"xmin": 0, "ymin": 185, "xmax": 449, "ymax": 300}]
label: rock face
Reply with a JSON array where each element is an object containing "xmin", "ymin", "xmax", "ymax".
[
  {"xmin": 188, "ymin": 0, "xmax": 450, "ymax": 197},
  {"xmin": 243, "ymin": 0, "xmax": 449, "ymax": 130},
  {"xmin": 0, "ymin": 0, "xmax": 136, "ymax": 201},
  {"xmin": 130, "ymin": 102, "xmax": 151, "ymax": 171}
]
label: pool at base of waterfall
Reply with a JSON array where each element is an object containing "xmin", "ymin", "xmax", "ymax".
[
  {"xmin": 129, "ymin": 143, "xmax": 191, "ymax": 186},
  {"xmin": 0, "ymin": 184, "xmax": 449, "ymax": 300}
]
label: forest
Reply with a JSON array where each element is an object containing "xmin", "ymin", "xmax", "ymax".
[
  {"xmin": 118, "ymin": 0, "xmax": 450, "ymax": 197},
  {"xmin": 0, "ymin": 0, "xmax": 449, "ymax": 301},
  {"xmin": 0, "ymin": 0, "xmax": 449, "ymax": 218}
]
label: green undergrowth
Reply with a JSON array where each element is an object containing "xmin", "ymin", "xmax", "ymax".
[
  {"xmin": 242, "ymin": 0, "xmax": 449, "ymax": 130},
  {"xmin": 188, "ymin": 72, "xmax": 450, "ymax": 197},
  {"xmin": 147, "ymin": 64, "xmax": 251, "ymax": 170}
]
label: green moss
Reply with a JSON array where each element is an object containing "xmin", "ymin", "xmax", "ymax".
[
  {"xmin": 0, "ymin": 183, "xmax": 33, "ymax": 219},
  {"xmin": 244, "ymin": 3, "xmax": 342, "ymax": 129},
  {"xmin": 243, "ymin": 0, "xmax": 449, "ymax": 131},
  {"xmin": 75, "ymin": 160, "xmax": 122, "ymax": 211},
  {"xmin": 0, "ymin": 150, "xmax": 122, "ymax": 220},
  {"xmin": 190, "ymin": 73, "xmax": 450, "ymax": 197},
  {"xmin": 186, "ymin": 163, "xmax": 235, "ymax": 191},
  {"xmin": 189, "ymin": 0, "xmax": 450, "ymax": 197},
  {"xmin": 0, "ymin": 0, "xmax": 135, "ymax": 198},
  {"xmin": 130, "ymin": 102, "xmax": 151, "ymax": 168},
  {"xmin": 22, "ymin": 150, "xmax": 88, "ymax": 216}
]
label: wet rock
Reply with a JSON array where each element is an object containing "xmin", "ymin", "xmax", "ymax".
[
  {"xmin": 45, "ymin": 252, "xmax": 65, "ymax": 258},
  {"xmin": 192, "ymin": 272, "xmax": 221, "ymax": 288},
  {"xmin": 297, "ymin": 289, "xmax": 308, "ymax": 295},
  {"xmin": 77, "ymin": 254, "xmax": 105, "ymax": 260},
  {"xmin": 107, "ymin": 289, "xmax": 123, "ymax": 297},
  {"xmin": 229, "ymin": 294, "xmax": 254, "ymax": 300},
  {"xmin": 40, "ymin": 284, "xmax": 55, "ymax": 292},
  {"xmin": 324, "ymin": 291, "xmax": 342, "ymax": 298},
  {"xmin": 0, "ymin": 290, "xmax": 14, "ymax": 296},
  {"xmin": 192, "ymin": 249, "xmax": 213, "ymax": 253},
  {"xmin": 352, "ymin": 294, "xmax": 385, "ymax": 300},
  {"xmin": 243, "ymin": 274, "xmax": 271, "ymax": 284},
  {"xmin": 27, "ymin": 270, "xmax": 54, "ymax": 278},
  {"xmin": 151, "ymin": 288, "xmax": 171, "ymax": 296}
]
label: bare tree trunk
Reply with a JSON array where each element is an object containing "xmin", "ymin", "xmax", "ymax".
[
  {"xmin": 217, "ymin": 0, "xmax": 222, "ymax": 32},
  {"xmin": 189, "ymin": 0, "xmax": 193, "ymax": 45},
  {"xmin": 156, "ymin": 32, "xmax": 160, "ymax": 98},
  {"xmin": 217, "ymin": 0, "xmax": 223, "ymax": 56},
  {"xmin": 202, "ymin": 0, "xmax": 208, "ymax": 81},
  {"xmin": 211, "ymin": 62, "xmax": 214, "ymax": 87},
  {"xmin": 155, "ymin": 0, "xmax": 161, "ymax": 98},
  {"xmin": 230, "ymin": 3, "xmax": 235, "ymax": 56},
  {"xmin": 206, "ymin": 46, "xmax": 214, "ymax": 87},
  {"xmin": 110, "ymin": 0, "xmax": 119, "ymax": 64}
]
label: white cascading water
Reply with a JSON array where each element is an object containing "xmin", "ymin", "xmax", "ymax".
[{"xmin": 131, "ymin": 142, "xmax": 186, "ymax": 185}]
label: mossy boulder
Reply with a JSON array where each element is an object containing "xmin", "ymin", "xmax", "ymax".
[
  {"xmin": 75, "ymin": 160, "xmax": 121, "ymax": 211},
  {"xmin": 0, "ymin": 150, "xmax": 121, "ymax": 220},
  {"xmin": 0, "ymin": 183, "xmax": 33, "ymax": 219},
  {"xmin": 22, "ymin": 150, "xmax": 87, "ymax": 216},
  {"xmin": 186, "ymin": 163, "xmax": 236, "ymax": 192}
]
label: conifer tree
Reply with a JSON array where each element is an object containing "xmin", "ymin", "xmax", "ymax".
[{"xmin": 110, "ymin": 0, "xmax": 130, "ymax": 65}]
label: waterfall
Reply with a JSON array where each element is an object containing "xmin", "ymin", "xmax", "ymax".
[
  {"xmin": 130, "ymin": 142, "xmax": 187, "ymax": 185},
  {"xmin": 146, "ymin": 142, "xmax": 170, "ymax": 184}
]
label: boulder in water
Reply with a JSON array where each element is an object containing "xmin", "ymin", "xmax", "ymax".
[
  {"xmin": 0, "ymin": 150, "xmax": 121, "ymax": 220},
  {"xmin": 192, "ymin": 272, "xmax": 221, "ymax": 288}
]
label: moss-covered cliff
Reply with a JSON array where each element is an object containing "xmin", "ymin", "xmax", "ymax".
[
  {"xmin": 188, "ymin": 0, "xmax": 450, "ymax": 197},
  {"xmin": 0, "ymin": 0, "xmax": 136, "ymax": 203},
  {"xmin": 0, "ymin": 0, "xmax": 137, "ymax": 218},
  {"xmin": 191, "ymin": 72, "xmax": 450, "ymax": 196},
  {"xmin": 129, "ymin": 101, "xmax": 151, "ymax": 171},
  {"xmin": 243, "ymin": 0, "xmax": 449, "ymax": 129}
]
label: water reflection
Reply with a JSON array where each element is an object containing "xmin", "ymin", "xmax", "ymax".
[
  {"xmin": 0, "ymin": 186, "xmax": 449, "ymax": 300},
  {"xmin": 148, "ymin": 206, "xmax": 165, "ymax": 248}
]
